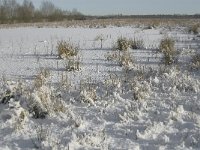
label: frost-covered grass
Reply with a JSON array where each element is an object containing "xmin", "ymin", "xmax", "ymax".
[{"xmin": 0, "ymin": 25, "xmax": 200, "ymax": 149}]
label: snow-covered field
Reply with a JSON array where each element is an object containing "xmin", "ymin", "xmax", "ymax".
[{"xmin": 0, "ymin": 25, "xmax": 200, "ymax": 149}]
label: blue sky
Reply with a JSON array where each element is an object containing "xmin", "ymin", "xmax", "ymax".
[{"xmin": 17, "ymin": 0, "xmax": 200, "ymax": 15}]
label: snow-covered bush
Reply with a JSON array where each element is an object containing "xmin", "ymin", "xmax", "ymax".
[
  {"xmin": 29, "ymin": 83, "xmax": 67, "ymax": 119},
  {"xmin": 191, "ymin": 53, "xmax": 200, "ymax": 70},
  {"xmin": 0, "ymin": 80, "xmax": 28, "ymax": 130},
  {"xmin": 131, "ymin": 78, "xmax": 152, "ymax": 101},
  {"xmin": 0, "ymin": 80, "xmax": 23, "ymax": 104},
  {"xmin": 57, "ymin": 40, "xmax": 78, "ymax": 59},
  {"xmin": 159, "ymin": 37, "xmax": 177, "ymax": 65},
  {"xmin": 29, "ymin": 70, "xmax": 66, "ymax": 118},
  {"xmin": 80, "ymin": 81, "xmax": 97, "ymax": 105},
  {"xmin": 104, "ymin": 73, "xmax": 121, "ymax": 92},
  {"xmin": 29, "ymin": 85, "xmax": 52, "ymax": 118},
  {"xmin": 80, "ymin": 88, "xmax": 97, "ymax": 105},
  {"xmin": 157, "ymin": 66, "xmax": 200, "ymax": 93}
]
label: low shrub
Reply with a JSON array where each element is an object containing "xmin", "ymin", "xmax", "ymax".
[
  {"xmin": 159, "ymin": 37, "xmax": 177, "ymax": 65},
  {"xmin": 57, "ymin": 40, "xmax": 78, "ymax": 59},
  {"xmin": 80, "ymin": 88, "xmax": 97, "ymax": 105},
  {"xmin": 80, "ymin": 81, "xmax": 97, "ymax": 106},
  {"xmin": 115, "ymin": 37, "xmax": 144, "ymax": 51},
  {"xmin": 189, "ymin": 24, "xmax": 200, "ymax": 35},
  {"xmin": 132, "ymin": 80, "xmax": 151, "ymax": 101},
  {"xmin": 30, "ymin": 69, "xmax": 66, "ymax": 119},
  {"xmin": 116, "ymin": 37, "xmax": 130, "ymax": 51},
  {"xmin": 191, "ymin": 53, "xmax": 200, "ymax": 70}
]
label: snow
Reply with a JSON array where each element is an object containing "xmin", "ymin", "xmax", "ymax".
[{"xmin": 0, "ymin": 25, "xmax": 200, "ymax": 149}]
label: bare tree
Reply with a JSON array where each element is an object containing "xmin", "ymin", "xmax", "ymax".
[
  {"xmin": 17, "ymin": 0, "xmax": 35, "ymax": 21},
  {"xmin": 0, "ymin": 0, "xmax": 19, "ymax": 19},
  {"xmin": 0, "ymin": 0, "xmax": 84, "ymax": 23},
  {"xmin": 40, "ymin": 1, "xmax": 56, "ymax": 17},
  {"xmin": 39, "ymin": 1, "xmax": 64, "ymax": 21}
]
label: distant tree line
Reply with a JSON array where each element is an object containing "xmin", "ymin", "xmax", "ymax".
[
  {"xmin": 92, "ymin": 14, "xmax": 200, "ymax": 20},
  {"xmin": 0, "ymin": 0, "xmax": 85, "ymax": 23},
  {"xmin": 0, "ymin": 0, "xmax": 199, "ymax": 24}
]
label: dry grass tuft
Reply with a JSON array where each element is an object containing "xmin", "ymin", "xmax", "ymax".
[
  {"xmin": 189, "ymin": 24, "xmax": 200, "ymax": 35},
  {"xmin": 159, "ymin": 37, "xmax": 177, "ymax": 65},
  {"xmin": 116, "ymin": 37, "xmax": 130, "ymax": 51},
  {"xmin": 57, "ymin": 40, "xmax": 78, "ymax": 59}
]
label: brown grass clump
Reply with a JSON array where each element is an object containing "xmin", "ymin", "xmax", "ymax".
[
  {"xmin": 189, "ymin": 24, "xmax": 200, "ymax": 35},
  {"xmin": 57, "ymin": 40, "xmax": 78, "ymax": 59},
  {"xmin": 115, "ymin": 37, "xmax": 144, "ymax": 51},
  {"xmin": 116, "ymin": 37, "xmax": 130, "ymax": 51},
  {"xmin": 159, "ymin": 37, "xmax": 177, "ymax": 65}
]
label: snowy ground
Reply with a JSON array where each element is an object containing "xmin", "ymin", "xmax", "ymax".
[{"xmin": 0, "ymin": 25, "xmax": 200, "ymax": 149}]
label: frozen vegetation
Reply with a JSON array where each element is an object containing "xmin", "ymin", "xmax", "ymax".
[{"xmin": 0, "ymin": 23, "xmax": 200, "ymax": 149}]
